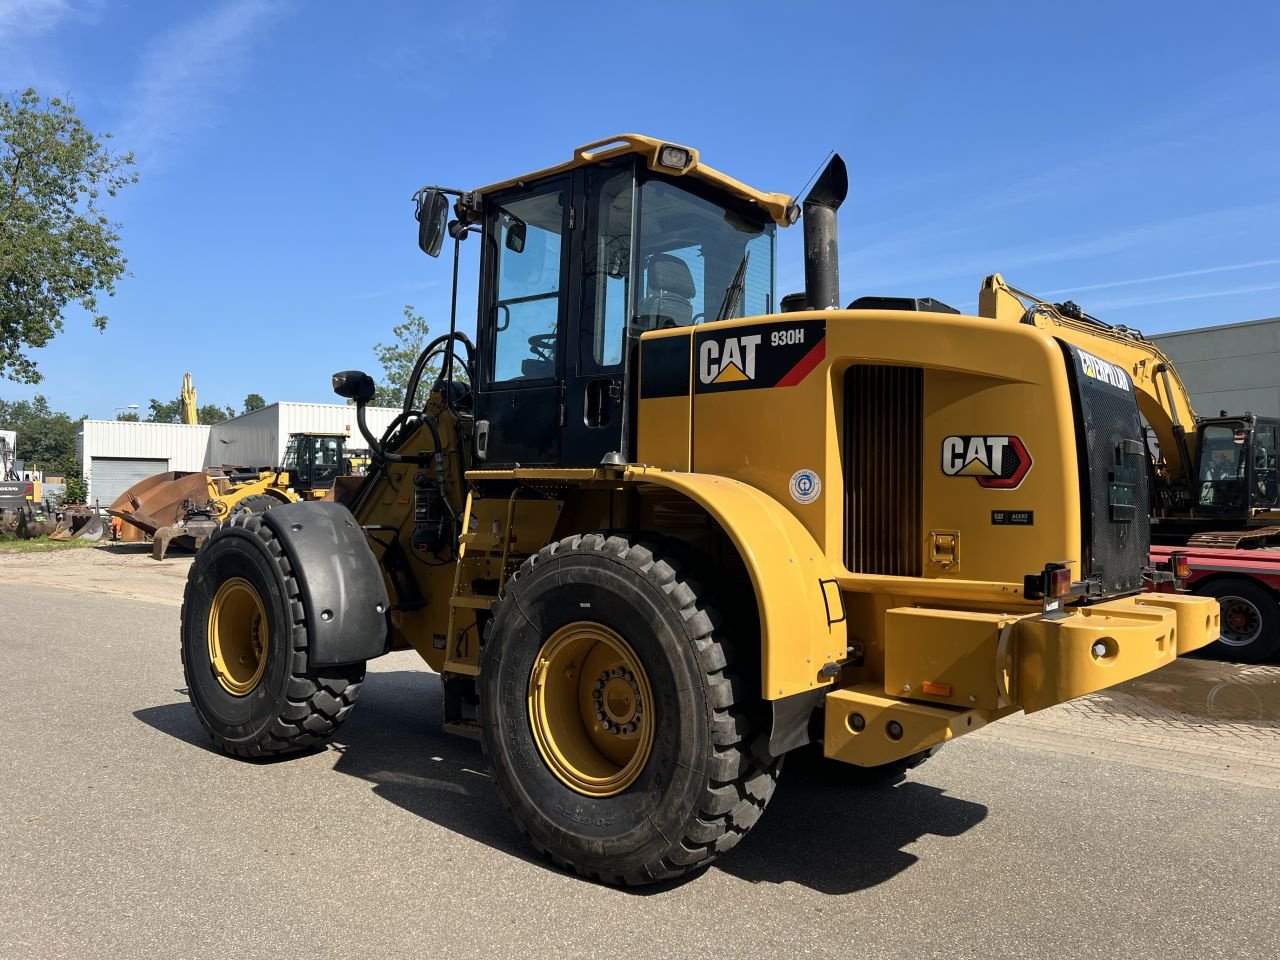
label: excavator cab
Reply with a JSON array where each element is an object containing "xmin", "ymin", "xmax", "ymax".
[{"xmin": 1194, "ymin": 416, "xmax": 1280, "ymax": 516}]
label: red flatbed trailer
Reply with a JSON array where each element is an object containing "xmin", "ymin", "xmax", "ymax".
[{"xmin": 1150, "ymin": 544, "xmax": 1280, "ymax": 662}]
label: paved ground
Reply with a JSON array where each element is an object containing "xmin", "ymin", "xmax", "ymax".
[{"xmin": 2, "ymin": 551, "xmax": 1279, "ymax": 959}]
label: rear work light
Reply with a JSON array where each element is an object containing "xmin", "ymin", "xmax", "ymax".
[{"xmin": 658, "ymin": 144, "xmax": 692, "ymax": 171}]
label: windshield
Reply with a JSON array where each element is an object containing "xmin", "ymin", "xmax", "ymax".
[
  {"xmin": 1198, "ymin": 424, "xmax": 1247, "ymax": 510},
  {"xmin": 634, "ymin": 178, "xmax": 775, "ymax": 334}
]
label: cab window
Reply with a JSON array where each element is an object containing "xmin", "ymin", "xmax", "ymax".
[
  {"xmin": 491, "ymin": 188, "xmax": 566, "ymax": 383},
  {"xmin": 633, "ymin": 179, "xmax": 775, "ymax": 334}
]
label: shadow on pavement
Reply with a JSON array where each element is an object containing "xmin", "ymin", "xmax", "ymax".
[{"xmin": 135, "ymin": 668, "xmax": 988, "ymax": 894}]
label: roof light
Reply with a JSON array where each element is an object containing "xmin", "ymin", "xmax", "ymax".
[{"xmin": 658, "ymin": 144, "xmax": 691, "ymax": 171}]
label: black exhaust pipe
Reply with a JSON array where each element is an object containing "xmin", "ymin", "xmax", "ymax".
[{"xmin": 802, "ymin": 154, "xmax": 848, "ymax": 311}]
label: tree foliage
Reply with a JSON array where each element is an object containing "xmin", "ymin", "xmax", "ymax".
[
  {"xmin": 243, "ymin": 392, "xmax": 266, "ymax": 413},
  {"xmin": 1, "ymin": 88, "xmax": 138, "ymax": 383},
  {"xmin": 146, "ymin": 396, "xmax": 234, "ymax": 424},
  {"xmin": 115, "ymin": 410, "xmax": 139, "ymax": 421},
  {"xmin": 371, "ymin": 305, "xmax": 433, "ymax": 408},
  {"xmin": 0, "ymin": 394, "xmax": 84, "ymax": 475}
]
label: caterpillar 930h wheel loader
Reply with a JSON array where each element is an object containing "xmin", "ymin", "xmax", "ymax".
[{"xmin": 179, "ymin": 135, "xmax": 1220, "ymax": 885}]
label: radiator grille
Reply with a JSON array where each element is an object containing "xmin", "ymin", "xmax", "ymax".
[{"xmin": 844, "ymin": 365, "xmax": 923, "ymax": 576}]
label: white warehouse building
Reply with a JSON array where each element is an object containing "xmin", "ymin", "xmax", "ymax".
[{"xmin": 77, "ymin": 402, "xmax": 401, "ymax": 508}]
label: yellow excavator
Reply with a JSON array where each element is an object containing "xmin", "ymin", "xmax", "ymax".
[
  {"xmin": 980, "ymin": 275, "xmax": 1280, "ymax": 540},
  {"xmin": 175, "ymin": 135, "xmax": 1219, "ymax": 884}
]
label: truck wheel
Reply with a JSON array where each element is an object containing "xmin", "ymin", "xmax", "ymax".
[
  {"xmin": 1200, "ymin": 578, "xmax": 1280, "ymax": 663},
  {"xmin": 230, "ymin": 494, "xmax": 283, "ymax": 516},
  {"xmin": 479, "ymin": 533, "xmax": 780, "ymax": 885},
  {"xmin": 180, "ymin": 512, "xmax": 365, "ymax": 756}
]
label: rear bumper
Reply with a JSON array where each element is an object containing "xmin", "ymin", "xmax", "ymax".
[{"xmin": 824, "ymin": 592, "xmax": 1220, "ymax": 767}]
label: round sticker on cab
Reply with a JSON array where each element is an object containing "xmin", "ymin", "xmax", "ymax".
[{"xmin": 789, "ymin": 469, "xmax": 822, "ymax": 505}]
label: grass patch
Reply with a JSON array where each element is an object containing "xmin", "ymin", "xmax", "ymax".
[{"xmin": 0, "ymin": 534, "xmax": 102, "ymax": 553}]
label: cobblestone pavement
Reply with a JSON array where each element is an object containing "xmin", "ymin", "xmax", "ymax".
[{"xmin": 980, "ymin": 658, "xmax": 1280, "ymax": 788}]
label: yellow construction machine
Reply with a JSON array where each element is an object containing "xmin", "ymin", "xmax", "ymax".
[
  {"xmin": 178, "ymin": 135, "xmax": 1220, "ymax": 884},
  {"xmin": 111, "ymin": 432, "xmax": 352, "ymax": 558}
]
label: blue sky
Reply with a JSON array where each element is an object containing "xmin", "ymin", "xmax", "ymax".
[{"xmin": 2, "ymin": 0, "xmax": 1277, "ymax": 418}]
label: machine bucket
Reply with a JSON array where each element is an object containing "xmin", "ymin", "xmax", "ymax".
[{"xmin": 108, "ymin": 471, "xmax": 211, "ymax": 540}]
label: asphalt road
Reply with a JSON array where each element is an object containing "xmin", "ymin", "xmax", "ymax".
[{"xmin": 2, "ymin": 579, "xmax": 1278, "ymax": 960}]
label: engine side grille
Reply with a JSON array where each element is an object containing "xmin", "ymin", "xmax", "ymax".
[{"xmin": 844, "ymin": 365, "xmax": 923, "ymax": 576}]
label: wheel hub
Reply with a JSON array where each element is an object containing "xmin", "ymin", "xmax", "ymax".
[
  {"xmin": 528, "ymin": 622, "xmax": 654, "ymax": 797},
  {"xmin": 207, "ymin": 577, "xmax": 270, "ymax": 696},
  {"xmin": 1219, "ymin": 597, "xmax": 1262, "ymax": 646}
]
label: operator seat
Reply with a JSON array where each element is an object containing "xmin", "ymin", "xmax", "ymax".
[{"xmin": 635, "ymin": 254, "xmax": 696, "ymax": 332}]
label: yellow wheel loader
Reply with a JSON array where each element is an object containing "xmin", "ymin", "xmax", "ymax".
[
  {"xmin": 110, "ymin": 432, "xmax": 352, "ymax": 558},
  {"xmin": 179, "ymin": 135, "xmax": 1220, "ymax": 885}
]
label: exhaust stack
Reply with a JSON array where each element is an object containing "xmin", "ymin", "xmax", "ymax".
[{"xmin": 802, "ymin": 154, "xmax": 848, "ymax": 311}]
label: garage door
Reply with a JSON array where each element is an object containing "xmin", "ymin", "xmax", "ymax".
[{"xmin": 90, "ymin": 457, "xmax": 169, "ymax": 508}]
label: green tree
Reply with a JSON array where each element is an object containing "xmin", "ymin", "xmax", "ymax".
[
  {"xmin": 0, "ymin": 395, "xmax": 84, "ymax": 475},
  {"xmin": 1, "ymin": 88, "xmax": 138, "ymax": 383},
  {"xmin": 146, "ymin": 396, "xmax": 234, "ymax": 424},
  {"xmin": 243, "ymin": 392, "xmax": 266, "ymax": 413},
  {"xmin": 146, "ymin": 396, "xmax": 182, "ymax": 423},
  {"xmin": 372, "ymin": 305, "xmax": 433, "ymax": 407},
  {"xmin": 197, "ymin": 404, "xmax": 235, "ymax": 425},
  {"xmin": 116, "ymin": 410, "xmax": 139, "ymax": 421}
]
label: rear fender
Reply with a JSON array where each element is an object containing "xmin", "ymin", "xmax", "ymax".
[{"xmin": 627, "ymin": 471, "xmax": 841, "ymax": 700}]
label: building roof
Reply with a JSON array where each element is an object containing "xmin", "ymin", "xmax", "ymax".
[{"xmin": 1153, "ymin": 315, "xmax": 1280, "ymax": 340}]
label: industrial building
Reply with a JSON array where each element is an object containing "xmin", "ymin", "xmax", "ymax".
[
  {"xmin": 1154, "ymin": 316, "xmax": 1280, "ymax": 419},
  {"xmin": 76, "ymin": 402, "xmax": 400, "ymax": 508}
]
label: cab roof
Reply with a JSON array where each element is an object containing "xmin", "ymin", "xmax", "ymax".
[{"xmin": 473, "ymin": 134, "xmax": 798, "ymax": 228}]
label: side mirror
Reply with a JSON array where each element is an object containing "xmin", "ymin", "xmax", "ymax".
[
  {"xmin": 504, "ymin": 214, "xmax": 527, "ymax": 254},
  {"xmin": 332, "ymin": 370, "xmax": 376, "ymax": 404},
  {"xmin": 416, "ymin": 189, "xmax": 450, "ymax": 258}
]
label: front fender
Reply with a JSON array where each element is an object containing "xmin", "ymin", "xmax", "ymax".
[
  {"xmin": 625, "ymin": 469, "xmax": 841, "ymax": 699},
  {"xmin": 262, "ymin": 501, "xmax": 389, "ymax": 667}
]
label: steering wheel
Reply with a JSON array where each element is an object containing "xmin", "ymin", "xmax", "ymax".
[
  {"xmin": 691, "ymin": 312, "xmax": 706, "ymax": 325},
  {"xmin": 528, "ymin": 333, "xmax": 556, "ymax": 360}
]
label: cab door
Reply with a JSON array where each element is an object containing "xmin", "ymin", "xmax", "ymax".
[
  {"xmin": 474, "ymin": 178, "xmax": 570, "ymax": 467},
  {"xmin": 562, "ymin": 162, "xmax": 633, "ymax": 466}
]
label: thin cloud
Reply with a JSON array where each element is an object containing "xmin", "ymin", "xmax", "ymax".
[
  {"xmin": 0, "ymin": 0, "xmax": 72, "ymax": 38},
  {"xmin": 1040, "ymin": 259, "xmax": 1280, "ymax": 297},
  {"xmin": 1089, "ymin": 281, "xmax": 1280, "ymax": 312},
  {"xmin": 120, "ymin": 0, "xmax": 283, "ymax": 163}
]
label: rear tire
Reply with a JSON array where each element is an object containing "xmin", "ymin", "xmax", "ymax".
[
  {"xmin": 180, "ymin": 512, "xmax": 364, "ymax": 756},
  {"xmin": 479, "ymin": 533, "xmax": 780, "ymax": 885},
  {"xmin": 1199, "ymin": 578, "xmax": 1280, "ymax": 663}
]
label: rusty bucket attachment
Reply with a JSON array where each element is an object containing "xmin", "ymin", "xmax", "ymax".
[{"xmin": 108, "ymin": 471, "xmax": 212, "ymax": 543}]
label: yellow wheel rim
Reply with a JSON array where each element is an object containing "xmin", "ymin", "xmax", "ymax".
[
  {"xmin": 207, "ymin": 577, "xmax": 270, "ymax": 696},
  {"xmin": 528, "ymin": 622, "xmax": 655, "ymax": 798}
]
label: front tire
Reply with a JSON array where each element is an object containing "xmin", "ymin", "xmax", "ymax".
[
  {"xmin": 1199, "ymin": 578, "xmax": 1280, "ymax": 663},
  {"xmin": 479, "ymin": 533, "xmax": 780, "ymax": 885},
  {"xmin": 180, "ymin": 512, "xmax": 365, "ymax": 756}
]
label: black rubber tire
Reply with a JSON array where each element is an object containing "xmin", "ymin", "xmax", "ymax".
[
  {"xmin": 230, "ymin": 493, "xmax": 284, "ymax": 516},
  {"xmin": 1199, "ymin": 578, "xmax": 1280, "ymax": 663},
  {"xmin": 180, "ymin": 512, "xmax": 365, "ymax": 757},
  {"xmin": 478, "ymin": 533, "xmax": 781, "ymax": 885}
]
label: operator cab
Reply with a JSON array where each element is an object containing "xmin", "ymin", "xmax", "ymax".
[
  {"xmin": 282, "ymin": 433, "xmax": 348, "ymax": 492},
  {"xmin": 419, "ymin": 137, "xmax": 788, "ymax": 469},
  {"xmin": 1195, "ymin": 416, "xmax": 1280, "ymax": 517}
]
